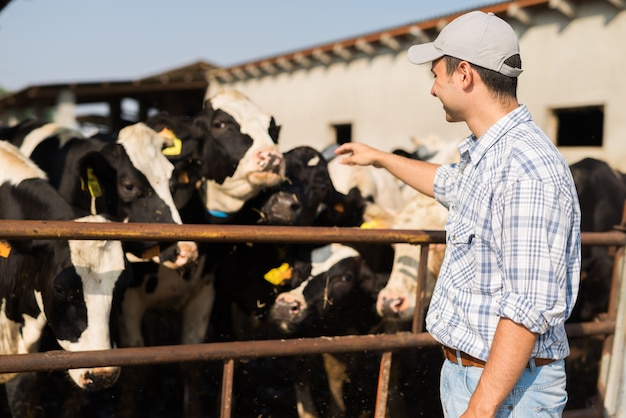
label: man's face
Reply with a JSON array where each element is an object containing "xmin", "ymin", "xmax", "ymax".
[{"xmin": 429, "ymin": 58, "xmax": 464, "ymax": 123}]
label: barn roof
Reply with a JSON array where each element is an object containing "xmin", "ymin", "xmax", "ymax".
[
  {"xmin": 0, "ymin": 61, "xmax": 215, "ymax": 115},
  {"xmin": 209, "ymin": 0, "xmax": 619, "ymax": 83}
]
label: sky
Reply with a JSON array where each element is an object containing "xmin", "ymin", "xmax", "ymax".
[{"xmin": 0, "ymin": 0, "xmax": 493, "ymax": 92}]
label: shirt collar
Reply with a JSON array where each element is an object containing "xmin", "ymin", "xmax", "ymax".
[{"xmin": 457, "ymin": 104, "xmax": 532, "ymax": 168}]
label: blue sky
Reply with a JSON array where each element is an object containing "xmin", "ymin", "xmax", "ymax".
[{"xmin": 0, "ymin": 0, "xmax": 492, "ymax": 92}]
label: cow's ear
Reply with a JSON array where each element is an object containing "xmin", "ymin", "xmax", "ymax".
[
  {"xmin": 191, "ymin": 105, "xmax": 214, "ymax": 139},
  {"xmin": 268, "ymin": 117, "xmax": 281, "ymax": 144},
  {"xmin": 357, "ymin": 257, "xmax": 387, "ymax": 297},
  {"xmin": 5, "ymin": 238, "xmax": 49, "ymax": 258},
  {"xmin": 77, "ymin": 151, "xmax": 118, "ymax": 216},
  {"xmin": 290, "ymin": 260, "xmax": 313, "ymax": 288},
  {"xmin": 2, "ymin": 238, "xmax": 31, "ymax": 255}
]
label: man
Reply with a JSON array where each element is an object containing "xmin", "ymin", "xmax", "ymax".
[{"xmin": 335, "ymin": 10, "xmax": 581, "ymax": 418}]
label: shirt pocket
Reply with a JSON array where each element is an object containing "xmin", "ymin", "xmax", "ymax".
[
  {"xmin": 446, "ymin": 220, "xmax": 476, "ymax": 289},
  {"xmin": 448, "ymin": 220, "xmax": 475, "ymax": 247}
]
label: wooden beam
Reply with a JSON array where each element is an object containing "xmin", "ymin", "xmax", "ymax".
[
  {"xmin": 313, "ymin": 48, "xmax": 332, "ymax": 64},
  {"xmin": 507, "ymin": 3, "xmax": 533, "ymax": 25},
  {"xmin": 606, "ymin": 0, "xmax": 624, "ymax": 9},
  {"xmin": 293, "ymin": 53, "xmax": 312, "ymax": 67},
  {"xmin": 231, "ymin": 68, "xmax": 247, "ymax": 80},
  {"xmin": 332, "ymin": 44, "xmax": 352, "ymax": 60},
  {"xmin": 260, "ymin": 61, "xmax": 277, "ymax": 74},
  {"xmin": 276, "ymin": 57, "xmax": 294, "ymax": 71},
  {"xmin": 355, "ymin": 38, "xmax": 376, "ymax": 55},
  {"xmin": 408, "ymin": 25, "xmax": 430, "ymax": 43},
  {"xmin": 549, "ymin": 0, "xmax": 576, "ymax": 18},
  {"xmin": 379, "ymin": 32, "xmax": 401, "ymax": 51},
  {"xmin": 244, "ymin": 65, "xmax": 261, "ymax": 77}
]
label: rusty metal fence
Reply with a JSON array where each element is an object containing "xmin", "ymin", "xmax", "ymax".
[{"xmin": 0, "ymin": 220, "xmax": 624, "ymax": 418}]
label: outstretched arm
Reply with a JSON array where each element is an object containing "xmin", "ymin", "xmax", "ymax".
[{"xmin": 334, "ymin": 142, "xmax": 439, "ymax": 198}]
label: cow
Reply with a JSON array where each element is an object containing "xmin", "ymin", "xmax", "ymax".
[
  {"xmin": 108, "ymin": 91, "xmax": 287, "ymax": 418},
  {"xmin": 267, "ymin": 243, "xmax": 389, "ymax": 418},
  {"xmin": 375, "ymin": 191, "xmax": 448, "ymax": 323},
  {"xmin": 568, "ymin": 157, "xmax": 626, "ymax": 322},
  {"xmin": 1, "ymin": 118, "xmax": 207, "ymax": 416},
  {"xmin": 0, "ymin": 141, "xmax": 131, "ymax": 417},
  {"xmin": 227, "ymin": 145, "xmax": 371, "ymax": 227},
  {"xmin": 209, "ymin": 145, "xmax": 355, "ymax": 343},
  {"xmin": 326, "ymin": 156, "xmax": 408, "ymax": 218},
  {"xmin": 372, "ymin": 139, "xmax": 460, "ymax": 324},
  {"xmin": 193, "ymin": 89, "xmax": 285, "ymax": 223},
  {"xmin": 1, "ymin": 118, "xmax": 198, "ymax": 269},
  {"xmin": 210, "ymin": 144, "xmax": 395, "ymax": 340}
]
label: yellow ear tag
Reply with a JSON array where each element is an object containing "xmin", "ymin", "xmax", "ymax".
[
  {"xmin": 160, "ymin": 128, "xmax": 183, "ymax": 156},
  {"xmin": 0, "ymin": 240, "xmax": 11, "ymax": 258},
  {"xmin": 86, "ymin": 167, "xmax": 103, "ymax": 198},
  {"xmin": 264, "ymin": 263, "xmax": 293, "ymax": 285},
  {"xmin": 360, "ymin": 219, "xmax": 383, "ymax": 229}
]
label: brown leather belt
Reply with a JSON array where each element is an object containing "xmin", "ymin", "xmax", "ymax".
[{"xmin": 442, "ymin": 346, "xmax": 556, "ymax": 369}]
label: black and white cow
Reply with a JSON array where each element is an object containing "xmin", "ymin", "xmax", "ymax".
[
  {"xmin": 210, "ymin": 144, "xmax": 394, "ymax": 344},
  {"xmin": 568, "ymin": 157, "xmax": 626, "ymax": 322},
  {"xmin": 1, "ymin": 119, "xmax": 198, "ymax": 269},
  {"xmin": 375, "ymin": 190, "xmax": 448, "ymax": 323},
  {"xmin": 109, "ymin": 91, "xmax": 287, "ymax": 418},
  {"xmin": 0, "ymin": 141, "xmax": 131, "ymax": 416},
  {"xmin": 369, "ymin": 140, "xmax": 460, "ymax": 324},
  {"xmin": 268, "ymin": 243, "xmax": 389, "ymax": 418},
  {"xmin": 193, "ymin": 89, "xmax": 285, "ymax": 223},
  {"xmin": 269, "ymin": 243, "xmax": 387, "ymax": 337}
]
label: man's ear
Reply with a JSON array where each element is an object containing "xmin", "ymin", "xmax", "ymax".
[{"xmin": 457, "ymin": 61, "xmax": 474, "ymax": 87}]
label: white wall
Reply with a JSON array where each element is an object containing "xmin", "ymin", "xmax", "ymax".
[{"xmin": 210, "ymin": 1, "xmax": 626, "ymax": 170}]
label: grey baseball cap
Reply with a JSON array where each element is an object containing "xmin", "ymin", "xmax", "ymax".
[{"xmin": 408, "ymin": 11, "xmax": 523, "ymax": 77}]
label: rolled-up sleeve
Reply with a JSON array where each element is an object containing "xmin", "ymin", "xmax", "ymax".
[
  {"xmin": 434, "ymin": 164, "xmax": 458, "ymax": 209},
  {"xmin": 497, "ymin": 179, "xmax": 574, "ymax": 334}
]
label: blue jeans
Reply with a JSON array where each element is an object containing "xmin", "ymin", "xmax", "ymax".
[{"xmin": 440, "ymin": 357, "xmax": 568, "ymax": 417}]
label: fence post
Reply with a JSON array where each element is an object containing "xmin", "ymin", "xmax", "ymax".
[{"xmin": 603, "ymin": 225, "xmax": 626, "ymax": 416}]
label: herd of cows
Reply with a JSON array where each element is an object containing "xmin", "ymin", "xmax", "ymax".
[{"xmin": 0, "ymin": 89, "xmax": 623, "ymax": 417}]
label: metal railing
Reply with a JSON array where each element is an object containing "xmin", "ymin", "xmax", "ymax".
[{"xmin": 1, "ymin": 220, "xmax": 623, "ymax": 417}]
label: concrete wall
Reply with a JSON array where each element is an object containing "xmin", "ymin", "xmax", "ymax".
[{"xmin": 210, "ymin": 1, "xmax": 626, "ymax": 170}]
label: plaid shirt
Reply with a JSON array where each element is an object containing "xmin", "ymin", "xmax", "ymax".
[{"xmin": 426, "ymin": 105, "xmax": 581, "ymax": 361}]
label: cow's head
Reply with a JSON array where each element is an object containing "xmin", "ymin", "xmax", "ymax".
[
  {"xmin": 241, "ymin": 146, "xmax": 340, "ymax": 226},
  {"xmin": 269, "ymin": 244, "xmax": 386, "ymax": 337},
  {"xmin": 192, "ymin": 90, "xmax": 285, "ymax": 221},
  {"xmin": 77, "ymin": 123, "xmax": 198, "ymax": 269},
  {"xmin": 10, "ymin": 216, "xmax": 131, "ymax": 390},
  {"xmin": 145, "ymin": 113, "xmax": 205, "ymax": 213},
  {"xmin": 375, "ymin": 193, "xmax": 447, "ymax": 322}
]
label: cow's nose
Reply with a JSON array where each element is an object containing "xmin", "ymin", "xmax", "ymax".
[
  {"xmin": 273, "ymin": 297, "xmax": 302, "ymax": 318},
  {"xmin": 81, "ymin": 366, "xmax": 121, "ymax": 390},
  {"xmin": 380, "ymin": 296, "xmax": 405, "ymax": 317},
  {"xmin": 257, "ymin": 149, "xmax": 283, "ymax": 172}
]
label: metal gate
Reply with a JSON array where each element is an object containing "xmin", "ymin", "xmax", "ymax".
[{"xmin": 0, "ymin": 220, "xmax": 624, "ymax": 417}]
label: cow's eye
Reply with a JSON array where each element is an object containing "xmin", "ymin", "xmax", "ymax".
[
  {"xmin": 53, "ymin": 284, "xmax": 79, "ymax": 301},
  {"xmin": 339, "ymin": 272, "xmax": 353, "ymax": 282}
]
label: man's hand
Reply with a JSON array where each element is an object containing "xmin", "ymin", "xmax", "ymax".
[{"xmin": 334, "ymin": 142, "xmax": 384, "ymax": 168}]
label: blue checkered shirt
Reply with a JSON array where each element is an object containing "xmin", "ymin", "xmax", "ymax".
[{"xmin": 426, "ymin": 104, "xmax": 581, "ymax": 361}]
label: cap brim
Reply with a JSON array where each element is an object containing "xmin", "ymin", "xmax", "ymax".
[{"xmin": 407, "ymin": 43, "xmax": 443, "ymax": 65}]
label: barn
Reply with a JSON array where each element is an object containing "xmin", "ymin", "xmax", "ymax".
[{"xmin": 206, "ymin": 0, "xmax": 626, "ymax": 170}]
